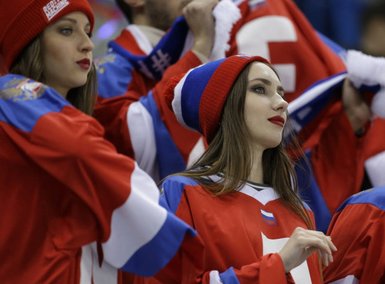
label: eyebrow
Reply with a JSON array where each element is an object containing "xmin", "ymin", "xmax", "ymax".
[
  {"xmin": 56, "ymin": 17, "xmax": 91, "ymax": 28},
  {"xmin": 249, "ymin": 78, "xmax": 285, "ymax": 93}
]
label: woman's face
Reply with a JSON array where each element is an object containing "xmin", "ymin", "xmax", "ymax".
[
  {"xmin": 41, "ymin": 12, "xmax": 94, "ymax": 97},
  {"xmin": 244, "ymin": 62, "xmax": 288, "ymax": 150}
]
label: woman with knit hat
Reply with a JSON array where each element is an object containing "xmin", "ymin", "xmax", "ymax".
[
  {"xmin": 135, "ymin": 55, "xmax": 337, "ymax": 283},
  {"xmin": 0, "ymin": 0, "xmax": 199, "ymax": 282}
]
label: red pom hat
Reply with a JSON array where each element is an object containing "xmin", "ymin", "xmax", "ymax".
[
  {"xmin": 0, "ymin": 0, "xmax": 94, "ymax": 72},
  {"xmin": 165, "ymin": 55, "xmax": 270, "ymax": 142}
]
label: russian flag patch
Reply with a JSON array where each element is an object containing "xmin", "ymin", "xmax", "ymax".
[{"xmin": 260, "ymin": 209, "xmax": 276, "ymax": 225}]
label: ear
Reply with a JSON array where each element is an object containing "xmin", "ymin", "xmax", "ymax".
[{"xmin": 123, "ymin": 0, "xmax": 144, "ymax": 8}]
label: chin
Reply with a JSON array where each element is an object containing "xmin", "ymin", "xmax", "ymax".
[
  {"xmin": 266, "ymin": 143, "xmax": 281, "ymax": 149},
  {"xmin": 71, "ymin": 78, "xmax": 88, "ymax": 89},
  {"xmin": 265, "ymin": 138, "xmax": 282, "ymax": 149}
]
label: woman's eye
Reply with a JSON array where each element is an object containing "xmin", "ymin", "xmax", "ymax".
[
  {"xmin": 252, "ymin": 86, "xmax": 265, "ymax": 94},
  {"xmin": 60, "ymin": 28, "xmax": 73, "ymax": 36}
]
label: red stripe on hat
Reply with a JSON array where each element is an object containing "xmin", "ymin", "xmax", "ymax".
[{"xmin": 199, "ymin": 55, "xmax": 269, "ymax": 142}]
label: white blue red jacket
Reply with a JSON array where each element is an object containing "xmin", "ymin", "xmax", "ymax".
[
  {"xmin": 0, "ymin": 74, "xmax": 197, "ymax": 283},
  {"xmin": 132, "ymin": 175, "xmax": 323, "ymax": 283}
]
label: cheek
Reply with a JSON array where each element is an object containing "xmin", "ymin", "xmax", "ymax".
[
  {"xmin": 43, "ymin": 40, "xmax": 70, "ymax": 65},
  {"xmin": 48, "ymin": 47, "xmax": 67, "ymax": 63},
  {"xmin": 245, "ymin": 97, "xmax": 264, "ymax": 120},
  {"xmin": 43, "ymin": 45, "xmax": 63, "ymax": 67},
  {"xmin": 244, "ymin": 106, "xmax": 261, "ymax": 127}
]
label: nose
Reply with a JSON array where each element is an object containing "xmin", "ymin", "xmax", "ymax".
[
  {"xmin": 273, "ymin": 94, "xmax": 288, "ymax": 112},
  {"xmin": 79, "ymin": 32, "xmax": 94, "ymax": 53}
]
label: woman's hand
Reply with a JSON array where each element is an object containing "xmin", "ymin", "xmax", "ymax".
[{"xmin": 278, "ymin": 227, "xmax": 337, "ymax": 272}]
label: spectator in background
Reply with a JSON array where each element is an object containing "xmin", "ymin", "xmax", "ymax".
[
  {"xmin": 93, "ymin": 0, "xmax": 223, "ymax": 182},
  {"xmin": 360, "ymin": 0, "xmax": 385, "ymax": 57},
  {"xmin": 358, "ymin": 0, "xmax": 385, "ymax": 193}
]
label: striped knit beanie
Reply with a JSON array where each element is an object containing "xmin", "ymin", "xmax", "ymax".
[{"xmin": 166, "ymin": 55, "xmax": 270, "ymax": 142}]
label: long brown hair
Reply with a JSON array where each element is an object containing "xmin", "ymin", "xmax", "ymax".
[
  {"xmin": 10, "ymin": 35, "xmax": 97, "ymax": 115},
  {"xmin": 180, "ymin": 63, "xmax": 313, "ymax": 229}
]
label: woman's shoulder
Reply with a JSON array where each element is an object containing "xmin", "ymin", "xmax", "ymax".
[
  {"xmin": 161, "ymin": 175, "xmax": 201, "ymax": 190},
  {"xmin": 0, "ymin": 74, "xmax": 60, "ymax": 99},
  {"xmin": 162, "ymin": 173, "xmax": 220, "ymax": 190},
  {"xmin": 0, "ymin": 74, "xmax": 69, "ymax": 110},
  {"xmin": 163, "ymin": 174, "xmax": 198, "ymax": 185},
  {"xmin": 0, "ymin": 74, "xmax": 103, "ymax": 148},
  {"xmin": 0, "ymin": 74, "xmax": 72, "ymax": 131}
]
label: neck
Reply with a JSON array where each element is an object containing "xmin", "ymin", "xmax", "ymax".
[
  {"xmin": 136, "ymin": 25, "xmax": 166, "ymax": 47},
  {"xmin": 132, "ymin": 13, "xmax": 151, "ymax": 26},
  {"xmin": 53, "ymin": 86, "xmax": 68, "ymax": 98},
  {"xmin": 248, "ymin": 148, "xmax": 264, "ymax": 184}
]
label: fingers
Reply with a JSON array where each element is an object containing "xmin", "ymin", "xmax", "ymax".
[
  {"xmin": 183, "ymin": 0, "xmax": 218, "ymax": 20},
  {"xmin": 279, "ymin": 227, "xmax": 338, "ymax": 272},
  {"xmin": 326, "ymin": 235, "xmax": 337, "ymax": 252},
  {"xmin": 291, "ymin": 228, "xmax": 337, "ymax": 267},
  {"xmin": 322, "ymin": 236, "xmax": 337, "ymax": 267}
]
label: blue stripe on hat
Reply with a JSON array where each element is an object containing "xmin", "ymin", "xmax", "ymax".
[{"xmin": 180, "ymin": 58, "xmax": 226, "ymax": 132}]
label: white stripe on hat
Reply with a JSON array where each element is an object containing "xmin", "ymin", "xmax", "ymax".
[{"xmin": 172, "ymin": 68, "xmax": 195, "ymax": 130}]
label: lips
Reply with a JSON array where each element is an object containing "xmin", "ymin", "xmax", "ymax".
[
  {"xmin": 268, "ymin": 116, "xmax": 285, "ymax": 127},
  {"xmin": 76, "ymin": 58, "xmax": 90, "ymax": 70}
]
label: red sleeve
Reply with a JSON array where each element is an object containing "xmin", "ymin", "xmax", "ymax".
[
  {"xmin": 324, "ymin": 204, "xmax": 385, "ymax": 283},
  {"xmin": 200, "ymin": 253, "xmax": 293, "ymax": 284},
  {"xmin": 93, "ymin": 93, "xmax": 136, "ymax": 157},
  {"xmin": 28, "ymin": 107, "xmax": 143, "ymax": 241}
]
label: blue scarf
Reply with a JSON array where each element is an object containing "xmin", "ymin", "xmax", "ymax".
[{"xmin": 108, "ymin": 16, "xmax": 189, "ymax": 81}]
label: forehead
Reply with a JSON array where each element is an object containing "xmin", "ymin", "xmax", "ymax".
[
  {"xmin": 247, "ymin": 62, "xmax": 280, "ymax": 83},
  {"xmin": 52, "ymin": 11, "xmax": 91, "ymax": 25}
]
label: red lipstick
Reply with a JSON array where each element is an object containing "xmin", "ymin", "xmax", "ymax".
[
  {"xmin": 268, "ymin": 116, "xmax": 285, "ymax": 127},
  {"xmin": 76, "ymin": 58, "xmax": 90, "ymax": 70}
]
